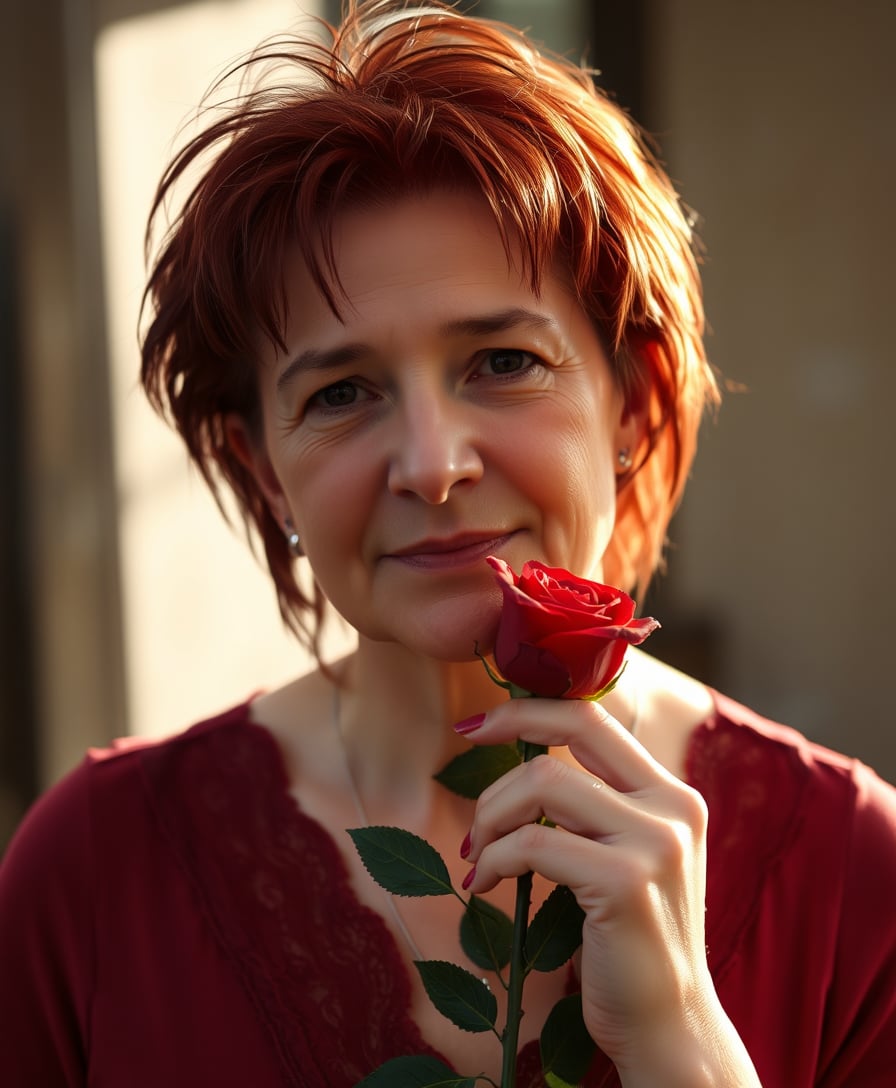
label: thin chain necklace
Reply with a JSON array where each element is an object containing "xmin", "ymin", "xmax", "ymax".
[
  {"xmin": 330, "ymin": 684, "xmax": 426, "ymax": 962},
  {"xmin": 329, "ymin": 670, "xmax": 645, "ymax": 965}
]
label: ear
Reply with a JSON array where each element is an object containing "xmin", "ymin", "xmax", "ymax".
[
  {"xmin": 613, "ymin": 394, "xmax": 649, "ymax": 476},
  {"xmin": 225, "ymin": 413, "xmax": 292, "ymax": 528}
]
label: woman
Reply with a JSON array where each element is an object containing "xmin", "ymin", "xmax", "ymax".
[{"xmin": 2, "ymin": 3, "xmax": 894, "ymax": 1086}]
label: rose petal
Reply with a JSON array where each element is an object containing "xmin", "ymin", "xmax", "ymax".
[{"xmin": 485, "ymin": 557, "xmax": 659, "ymax": 700}]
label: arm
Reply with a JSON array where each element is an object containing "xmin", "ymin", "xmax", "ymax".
[
  {"xmin": 816, "ymin": 762, "xmax": 896, "ymax": 1087},
  {"xmin": 0, "ymin": 763, "xmax": 93, "ymax": 1086}
]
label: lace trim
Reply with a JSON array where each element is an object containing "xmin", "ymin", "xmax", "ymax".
[
  {"xmin": 136, "ymin": 696, "xmax": 808, "ymax": 1087},
  {"xmin": 139, "ymin": 708, "xmax": 443, "ymax": 1086}
]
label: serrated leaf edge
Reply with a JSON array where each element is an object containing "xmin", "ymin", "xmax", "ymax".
[{"xmin": 347, "ymin": 826, "xmax": 454, "ymax": 897}]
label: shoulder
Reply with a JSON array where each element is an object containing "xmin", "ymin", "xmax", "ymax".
[
  {"xmin": 690, "ymin": 691, "xmax": 896, "ymax": 853},
  {"xmin": 694, "ymin": 694, "xmax": 896, "ymax": 1070},
  {"xmin": 692, "ymin": 690, "xmax": 896, "ymax": 817},
  {"xmin": 0, "ymin": 697, "xmax": 276, "ymax": 978},
  {"xmin": 1, "ymin": 699, "xmax": 262, "ymax": 886},
  {"xmin": 0, "ymin": 698, "xmax": 276, "ymax": 1084},
  {"xmin": 692, "ymin": 690, "xmax": 896, "ymax": 949}
]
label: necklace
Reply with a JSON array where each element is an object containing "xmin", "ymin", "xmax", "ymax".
[
  {"xmin": 330, "ymin": 684, "xmax": 426, "ymax": 962},
  {"xmin": 329, "ymin": 667, "xmax": 645, "ymax": 967}
]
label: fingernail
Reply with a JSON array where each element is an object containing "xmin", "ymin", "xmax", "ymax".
[
  {"xmin": 460, "ymin": 831, "xmax": 472, "ymax": 859},
  {"xmin": 454, "ymin": 713, "xmax": 486, "ymax": 735},
  {"xmin": 461, "ymin": 866, "xmax": 477, "ymax": 891}
]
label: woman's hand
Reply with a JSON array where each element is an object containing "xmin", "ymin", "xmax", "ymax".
[{"xmin": 456, "ymin": 697, "xmax": 762, "ymax": 1088}]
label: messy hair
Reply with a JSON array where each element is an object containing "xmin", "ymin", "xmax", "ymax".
[{"xmin": 141, "ymin": 0, "xmax": 717, "ymax": 656}]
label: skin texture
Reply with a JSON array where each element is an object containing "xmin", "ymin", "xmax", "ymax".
[
  {"xmin": 234, "ymin": 190, "xmax": 640, "ymax": 661},
  {"xmin": 231, "ymin": 191, "xmax": 760, "ymax": 1086}
]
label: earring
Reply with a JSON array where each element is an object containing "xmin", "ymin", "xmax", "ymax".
[
  {"xmin": 617, "ymin": 448, "xmax": 633, "ymax": 470},
  {"xmin": 284, "ymin": 518, "xmax": 304, "ymax": 558}
]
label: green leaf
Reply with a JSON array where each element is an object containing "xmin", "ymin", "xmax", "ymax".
[
  {"xmin": 525, "ymin": 884, "xmax": 585, "ymax": 972},
  {"xmin": 355, "ymin": 1054, "xmax": 478, "ymax": 1087},
  {"xmin": 348, "ymin": 827, "xmax": 454, "ymax": 897},
  {"xmin": 460, "ymin": 895, "xmax": 514, "ymax": 972},
  {"xmin": 434, "ymin": 744, "xmax": 522, "ymax": 799},
  {"xmin": 415, "ymin": 960, "xmax": 498, "ymax": 1034},
  {"xmin": 544, "ymin": 1075, "xmax": 578, "ymax": 1088},
  {"xmin": 508, "ymin": 682, "xmax": 537, "ymax": 700},
  {"xmin": 540, "ymin": 993, "xmax": 596, "ymax": 1086}
]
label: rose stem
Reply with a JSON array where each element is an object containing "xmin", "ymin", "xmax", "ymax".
[
  {"xmin": 500, "ymin": 868, "xmax": 533, "ymax": 1088},
  {"xmin": 500, "ymin": 737, "xmax": 545, "ymax": 1088}
]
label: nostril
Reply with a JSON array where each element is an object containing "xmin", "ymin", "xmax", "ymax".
[{"xmin": 387, "ymin": 443, "xmax": 484, "ymax": 504}]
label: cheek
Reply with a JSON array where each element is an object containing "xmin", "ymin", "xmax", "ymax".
[
  {"xmin": 273, "ymin": 435, "xmax": 374, "ymax": 551},
  {"xmin": 527, "ymin": 402, "xmax": 618, "ymax": 574},
  {"xmin": 526, "ymin": 402, "xmax": 617, "ymax": 506}
]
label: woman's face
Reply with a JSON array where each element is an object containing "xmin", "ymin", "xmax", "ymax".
[{"xmin": 242, "ymin": 190, "xmax": 641, "ymax": 660}]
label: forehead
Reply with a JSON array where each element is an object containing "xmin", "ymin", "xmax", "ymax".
[
  {"xmin": 277, "ymin": 189, "xmax": 578, "ymax": 341},
  {"xmin": 311, "ymin": 190, "xmax": 523, "ymax": 290}
]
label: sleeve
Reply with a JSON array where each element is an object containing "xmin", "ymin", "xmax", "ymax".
[
  {"xmin": 816, "ymin": 762, "xmax": 896, "ymax": 1087},
  {"xmin": 0, "ymin": 762, "xmax": 94, "ymax": 1086}
]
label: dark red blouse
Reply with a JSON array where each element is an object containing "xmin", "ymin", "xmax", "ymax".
[{"xmin": 1, "ymin": 693, "xmax": 895, "ymax": 1086}]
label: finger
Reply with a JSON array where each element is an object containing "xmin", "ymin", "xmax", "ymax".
[
  {"xmin": 463, "ymin": 820, "xmax": 621, "ymax": 903},
  {"xmin": 460, "ymin": 697, "xmax": 673, "ymax": 794},
  {"xmin": 467, "ymin": 753, "xmax": 637, "ymax": 853}
]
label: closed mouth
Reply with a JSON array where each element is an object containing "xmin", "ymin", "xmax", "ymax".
[{"xmin": 386, "ymin": 531, "xmax": 515, "ymax": 569}]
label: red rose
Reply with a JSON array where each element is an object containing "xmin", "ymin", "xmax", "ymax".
[{"xmin": 486, "ymin": 557, "xmax": 660, "ymax": 699}]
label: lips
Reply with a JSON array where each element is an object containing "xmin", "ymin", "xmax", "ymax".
[{"xmin": 386, "ymin": 531, "xmax": 516, "ymax": 570}]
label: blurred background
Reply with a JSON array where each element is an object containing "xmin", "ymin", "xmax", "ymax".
[{"xmin": 1, "ymin": 0, "xmax": 894, "ymax": 850}]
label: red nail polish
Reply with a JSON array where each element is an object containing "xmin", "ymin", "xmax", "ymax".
[
  {"xmin": 462, "ymin": 866, "xmax": 477, "ymax": 891},
  {"xmin": 454, "ymin": 713, "xmax": 486, "ymax": 735},
  {"xmin": 460, "ymin": 831, "xmax": 472, "ymax": 859}
]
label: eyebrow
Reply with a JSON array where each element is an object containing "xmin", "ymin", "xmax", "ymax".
[{"xmin": 275, "ymin": 307, "xmax": 555, "ymax": 394}]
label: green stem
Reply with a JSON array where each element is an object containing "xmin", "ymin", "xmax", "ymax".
[
  {"xmin": 501, "ymin": 869, "xmax": 533, "ymax": 1088},
  {"xmin": 500, "ymin": 737, "xmax": 545, "ymax": 1088}
]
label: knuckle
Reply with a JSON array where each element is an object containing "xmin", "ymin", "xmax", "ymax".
[
  {"xmin": 517, "ymin": 820, "xmax": 550, "ymax": 853},
  {"xmin": 647, "ymin": 806, "xmax": 703, "ymax": 880},
  {"xmin": 653, "ymin": 821, "xmax": 688, "ymax": 873},
  {"xmin": 572, "ymin": 697, "xmax": 607, "ymax": 729},
  {"xmin": 671, "ymin": 782, "xmax": 709, "ymax": 835},
  {"xmin": 526, "ymin": 753, "xmax": 569, "ymax": 790}
]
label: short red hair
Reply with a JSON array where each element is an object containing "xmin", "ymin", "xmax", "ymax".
[{"xmin": 141, "ymin": 0, "xmax": 717, "ymax": 654}]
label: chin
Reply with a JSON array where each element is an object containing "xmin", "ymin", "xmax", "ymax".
[{"xmin": 385, "ymin": 591, "xmax": 502, "ymax": 663}]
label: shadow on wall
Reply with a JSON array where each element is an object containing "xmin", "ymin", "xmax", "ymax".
[
  {"xmin": 0, "ymin": 206, "xmax": 38, "ymax": 852},
  {"xmin": 645, "ymin": 0, "xmax": 896, "ymax": 785}
]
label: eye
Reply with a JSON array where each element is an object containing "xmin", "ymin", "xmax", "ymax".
[
  {"xmin": 307, "ymin": 379, "xmax": 371, "ymax": 413},
  {"xmin": 475, "ymin": 348, "xmax": 541, "ymax": 378}
]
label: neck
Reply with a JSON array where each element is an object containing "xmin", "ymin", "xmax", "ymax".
[
  {"xmin": 334, "ymin": 638, "xmax": 643, "ymax": 801},
  {"xmin": 335, "ymin": 637, "xmax": 510, "ymax": 802}
]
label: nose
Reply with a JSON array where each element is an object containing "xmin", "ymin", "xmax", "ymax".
[{"xmin": 386, "ymin": 388, "xmax": 484, "ymax": 503}]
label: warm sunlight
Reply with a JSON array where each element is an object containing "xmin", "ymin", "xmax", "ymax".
[{"xmin": 95, "ymin": 1, "xmax": 342, "ymax": 738}]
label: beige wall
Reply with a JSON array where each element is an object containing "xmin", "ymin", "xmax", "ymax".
[
  {"xmin": 647, "ymin": 0, "xmax": 895, "ymax": 780},
  {"xmin": 3, "ymin": 1, "xmax": 126, "ymax": 792},
  {"xmin": 95, "ymin": 1, "xmax": 325, "ymax": 741}
]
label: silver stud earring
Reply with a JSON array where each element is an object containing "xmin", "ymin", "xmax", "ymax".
[
  {"xmin": 284, "ymin": 518, "xmax": 304, "ymax": 558},
  {"xmin": 617, "ymin": 448, "xmax": 633, "ymax": 470}
]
